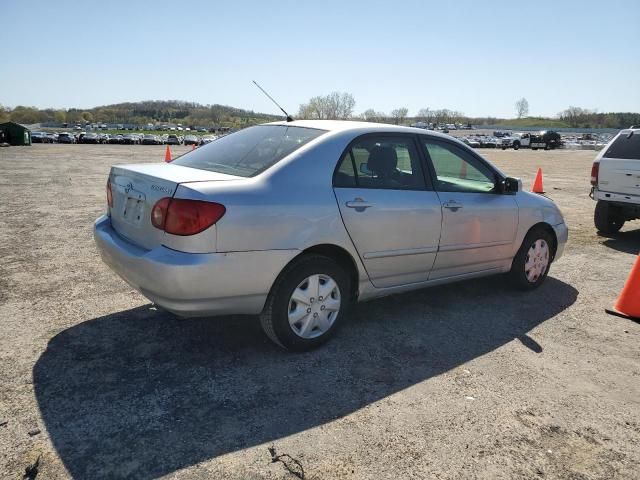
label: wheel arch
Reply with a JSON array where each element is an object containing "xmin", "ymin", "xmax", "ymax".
[
  {"xmin": 264, "ymin": 244, "xmax": 361, "ymax": 309},
  {"xmin": 301, "ymin": 244, "xmax": 360, "ymax": 300}
]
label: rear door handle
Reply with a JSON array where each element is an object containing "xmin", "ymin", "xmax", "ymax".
[
  {"xmin": 443, "ymin": 201, "xmax": 463, "ymax": 211},
  {"xmin": 345, "ymin": 198, "xmax": 373, "ymax": 211}
]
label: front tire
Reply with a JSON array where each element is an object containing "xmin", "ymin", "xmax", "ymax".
[
  {"xmin": 513, "ymin": 141, "xmax": 520, "ymax": 150},
  {"xmin": 594, "ymin": 200, "xmax": 624, "ymax": 234},
  {"xmin": 260, "ymin": 254, "xmax": 350, "ymax": 351},
  {"xmin": 509, "ymin": 227, "xmax": 554, "ymax": 290}
]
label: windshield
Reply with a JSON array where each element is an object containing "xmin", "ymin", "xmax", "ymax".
[{"xmin": 172, "ymin": 125, "xmax": 326, "ymax": 177}]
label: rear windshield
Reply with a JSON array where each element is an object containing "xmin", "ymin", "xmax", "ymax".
[
  {"xmin": 605, "ymin": 132, "xmax": 640, "ymax": 160},
  {"xmin": 172, "ymin": 125, "xmax": 326, "ymax": 177}
]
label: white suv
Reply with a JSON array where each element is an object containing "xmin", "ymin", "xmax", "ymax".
[{"xmin": 590, "ymin": 127, "xmax": 640, "ymax": 233}]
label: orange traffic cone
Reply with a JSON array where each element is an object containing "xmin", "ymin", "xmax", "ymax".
[
  {"xmin": 165, "ymin": 145, "xmax": 172, "ymax": 162},
  {"xmin": 459, "ymin": 161, "xmax": 467, "ymax": 179},
  {"xmin": 606, "ymin": 254, "xmax": 640, "ymax": 321},
  {"xmin": 532, "ymin": 168, "xmax": 544, "ymax": 193}
]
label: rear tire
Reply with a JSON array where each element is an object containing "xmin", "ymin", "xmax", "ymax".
[
  {"xmin": 260, "ymin": 254, "xmax": 351, "ymax": 351},
  {"xmin": 513, "ymin": 141, "xmax": 520, "ymax": 150},
  {"xmin": 509, "ymin": 227, "xmax": 554, "ymax": 291},
  {"xmin": 594, "ymin": 200, "xmax": 624, "ymax": 234}
]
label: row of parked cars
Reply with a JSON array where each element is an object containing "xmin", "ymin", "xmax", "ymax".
[
  {"xmin": 458, "ymin": 131, "xmax": 566, "ymax": 150},
  {"xmin": 30, "ymin": 131, "xmax": 220, "ymax": 145}
]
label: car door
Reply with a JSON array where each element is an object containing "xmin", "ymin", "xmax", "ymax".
[
  {"xmin": 333, "ymin": 134, "xmax": 442, "ymax": 288},
  {"xmin": 420, "ymin": 137, "xmax": 518, "ymax": 280}
]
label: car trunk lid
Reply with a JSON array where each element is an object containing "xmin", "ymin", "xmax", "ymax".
[{"xmin": 109, "ymin": 163, "xmax": 239, "ymax": 250}]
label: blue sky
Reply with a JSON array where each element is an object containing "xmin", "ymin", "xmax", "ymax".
[{"xmin": 2, "ymin": 0, "xmax": 638, "ymax": 118}]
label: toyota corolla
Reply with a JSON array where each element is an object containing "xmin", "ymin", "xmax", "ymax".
[{"xmin": 94, "ymin": 120, "xmax": 568, "ymax": 350}]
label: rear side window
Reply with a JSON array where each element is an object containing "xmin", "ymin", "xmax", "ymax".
[
  {"xmin": 604, "ymin": 132, "xmax": 640, "ymax": 160},
  {"xmin": 172, "ymin": 125, "xmax": 325, "ymax": 177},
  {"xmin": 333, "ymin": 135, "xmax": 426, "ymax": 190}
]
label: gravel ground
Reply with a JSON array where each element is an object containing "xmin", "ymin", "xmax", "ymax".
[{"xmin": 0, "ymin": 144, "xmax": 638, "ymax": 479}]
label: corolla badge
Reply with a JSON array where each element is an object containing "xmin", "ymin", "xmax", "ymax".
[{"xmin": 151, "ymin": 184, "xmax": 173, "ymax": 194}]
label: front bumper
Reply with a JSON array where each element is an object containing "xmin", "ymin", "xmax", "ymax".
[{"xmin": 94, "ymin": 215, "xmax": 298, "ymax": 317}]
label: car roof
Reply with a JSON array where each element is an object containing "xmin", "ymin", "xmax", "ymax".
[{"xmin": 265, "ymin": 119, "xmax": 455, "ymax": 140}]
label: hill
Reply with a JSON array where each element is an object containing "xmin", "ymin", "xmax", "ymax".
[{"xmin": 1, "ymin": 100, "xmax": 281, "ymax": 129}]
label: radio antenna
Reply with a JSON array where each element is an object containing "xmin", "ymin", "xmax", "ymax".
[{"xmin": 252, "ymin": 80, "xmax": 293, "ymax": 122}]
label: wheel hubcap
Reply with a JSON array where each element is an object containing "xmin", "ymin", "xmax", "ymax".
[
  {"xmin": 524, "ymin": 239, "xmax": 550, "ymax": 283},
  {"xmin": 288, "ymin": 274, "xmax": 341, "ymax": 339}
]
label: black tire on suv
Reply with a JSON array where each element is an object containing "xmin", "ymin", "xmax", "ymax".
[{"xmin": 594, "ymin": 200, "xmax": 625, "ymax": 234}]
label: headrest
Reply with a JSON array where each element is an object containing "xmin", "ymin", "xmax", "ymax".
[{"xmin": 367, "ymin": 146, "xmax": 397, "ymax": 175}]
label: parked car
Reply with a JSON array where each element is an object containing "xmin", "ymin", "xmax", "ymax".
[
  {"xmin": 500, "ymin": 133, "xmax": 536, "ymax": 150},
  {"xmin": 121, "ymin": 134, "xmax": 140, "ymax": 145},
  {"xmin": 94, "ymin": 120, "xmax": 568, "ymax": 351},
  {"xmin": 81, "ymin": 133, "xmax": 101, "ymax": 144},
  {"xmin": 201, "ymin": 135, "xmax": 218, "ymax": 144},
  {"xmin": 536, "ymin": 131, "xmax": 562, "ymax": 150},
  {"xmin": 46, "ymin": 133, "xmax": 58, "ymax": 143},
  {"xmin": 183, "ymin": 135, "xmax": 199, "ymax": 146},
  {"xmin": 493, "ymin": 130, "xmax": 511, "ymax": 138},
  {"xmin": 590, "ymin": 127, "xmax": 640, "ymax": 233},
  {"xmin": 478, "ymin": 136, "xmax": 499, "ymax": 148},
  {"xmin": 167, "ymin": 134, "xmax": 182, "ymax": 145},
  {"xmin": 461, "ymin": 137, "xmax": 480, "ymax": 148},
  {"xmin": 109, "ymin": 134, "xmax": 124, "ymax": 144},
  {"xmin": 142, "ymin": 134, "xmax": 160, "ymax": 145},
  {"xmin": 501, "ymin": 131, "xmax": 561, "ymax": 150},
  {"xmin": 57, "ymin": 132, "xmax": 76, "ymax": 144},
  {"xmin": 31, "ymin": 131, "xmax": 53, "ymax": 143},
  {"xmin": 98, "ymin": 134, "xmax": 110, "ymax": 144}
]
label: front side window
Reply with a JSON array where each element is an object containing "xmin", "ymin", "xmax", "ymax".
[
  {"xmin": 334, "ymin": 135, "xmax": 426, "ymax": 190},
  {"xmin": 172, "ymin": 125, "xmax": 326, "ymax": 177},
  {"xmin": 422, "ymin": 139, "xmax": 497, "ymax": 193}
]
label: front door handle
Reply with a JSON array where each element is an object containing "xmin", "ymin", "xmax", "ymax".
[
  {"xmin": 345, "ymin": 198, "xmax": 373, "ymax": 211},
  {"xmin": 443, "ymin": 201, "xmax": 463, "ymax": 212}
]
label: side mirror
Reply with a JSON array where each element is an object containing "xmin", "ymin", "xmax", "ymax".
[
  {"xmin": 503, "ymin": 176, "xmax": 520, "ymax": 193},
  {"xmin": 495, "ymin": 176, "xmax": 519, "ymax": 194}
]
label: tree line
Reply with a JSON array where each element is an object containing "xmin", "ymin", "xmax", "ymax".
[
  {"xmin": 0, "ymin": 100, "xmax": 279, "ymax": 128},
  {"xmin": 2, "ymin": 96, "xmax": 638, "ymax": 130},
  {"xmin": 294, "ymin": 92, "xmax": 639, "ymax": 129}
]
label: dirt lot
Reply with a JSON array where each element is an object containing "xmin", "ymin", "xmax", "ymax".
[{"xmin": 1, "ymin": 144, "xmax": 639, "ymax": 479}]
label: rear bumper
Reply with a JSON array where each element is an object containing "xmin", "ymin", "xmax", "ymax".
[
  {"xmin": 592, "ymin": 188, "xmax": 640, "ymax": 206},
  {"xmin": 94, "ymin": 215, "xmax": 299, "ymax": 317},
  {"xmin": 552, "ymin": 222, "xmax": 568, "ymax": 261}
]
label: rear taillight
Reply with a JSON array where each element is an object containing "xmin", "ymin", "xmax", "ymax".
[
  {"xmin": 590, "ymin": 162, "xmax": 599, "ymax": 186},
  {"xmin": 106, "ymin": 179, "xmax": 113, "ymax": 208},
  {"xmin": 151, "ymin": 198, "xmax": 225, "ymax": 236},
  {"xmin": 151, "ymin": 197, "xmax": 171, "ymax": 229}
]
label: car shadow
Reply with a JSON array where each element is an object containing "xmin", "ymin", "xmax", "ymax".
[
  {"xmin": 34, "ymin": 276, "xmax": 577, "ymax": 479},
  {"xmin": 600, "ymin": 228, "xmax": 640, "ymax": 254}
]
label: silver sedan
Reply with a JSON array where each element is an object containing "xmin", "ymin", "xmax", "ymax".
[{"xmin": 94, "ymin": 120, "xmax": 568, "ymax": 350}]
